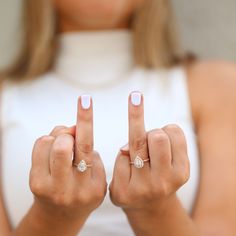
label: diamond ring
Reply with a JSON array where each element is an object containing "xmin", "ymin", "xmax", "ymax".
[
  {"xmin": 130, "ymin": 155, "xmax": 150, "ymax": 169},
  {"xmin": 73, "ymin": 160, "xmax": 92, "ymax": 173}
]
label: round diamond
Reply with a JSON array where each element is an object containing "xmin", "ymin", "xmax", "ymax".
[
  {"xmin": 134, "ymin": 156, "xmax": 144, "ymax": 169},
  {"xmin": 78, "ymin": 160, "xmax": 87, "ymax": 172}
]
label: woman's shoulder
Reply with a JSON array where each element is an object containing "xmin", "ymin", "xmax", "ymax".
[{"xmin": 185, "ymin": 60, "xmax": 236, "ymax": 127}]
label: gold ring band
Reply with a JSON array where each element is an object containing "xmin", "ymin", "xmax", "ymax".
[
  {"xmin": 130, "ymin": 155, "xmax": 150, "ymax": 169},
  {"xmin": 73, "ymin": 160, "xmax": 92, "ymax": 172}
]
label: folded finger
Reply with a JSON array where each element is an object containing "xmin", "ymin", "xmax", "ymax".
[
  {"xmin": 31, "ymin": 135, "xmax": 55, "ymax": 177},
  {"xmin": 111, "ymin": 150, "xmax": 131, "ymax": 189},
  {"xmin": 162, "ymin": 125, "xmax": 189, "ymax": 171},
  {"xmin": 50, "ymin": 125, "xmax": 75, "ymax": 138},
  {"xmin": 50, "ymin": 133, "xmax": 74, "ymax": 181},
  {"xmin": 147, "ymin": 129, "xmax": 172, "ymax": 175}
]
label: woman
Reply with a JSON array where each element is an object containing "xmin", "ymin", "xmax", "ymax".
[{"xmin": 0, "ymin": 0, "xmax": 236, "ymax": 235}]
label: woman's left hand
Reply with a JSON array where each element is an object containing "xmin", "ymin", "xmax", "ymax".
[{"xmin": 109, "ymin": 92, "xmax": 190, "ymax": 216}]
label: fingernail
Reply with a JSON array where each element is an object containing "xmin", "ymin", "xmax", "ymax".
[
  {"xmin": 131, "ymin": 92, "xmax": 142, "ymax": 106},
  {"xmin": 81, "ymin": 94, "xmax": 91, "ymax": 110}
]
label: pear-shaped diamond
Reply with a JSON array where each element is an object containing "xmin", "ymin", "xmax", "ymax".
[
  {"xmin": 78, "ymin": 160, "xmax": 87, "ymax": 172},
  {"xmin": 134, "ymin": 156, "xmax": 144, "ymax": 169}
]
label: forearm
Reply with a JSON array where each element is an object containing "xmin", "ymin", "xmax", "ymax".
[
  {"xmin": 0, "ymin": 182, "xmax": 12, "ymax": 235},
  {"xmin": 12, "ymin": 203, "xmax": 89, "ymax": 236},
  {"xmin": 0, "ymin": 198, "xmax": 12, "ymax": 235},
  {"xmin": 125, "ymin": 195, "xmax": 200, "ymax": 236}
]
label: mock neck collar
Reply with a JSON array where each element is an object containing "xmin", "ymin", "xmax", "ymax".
[{"xmin": 53, "ymin": 29, "xmax": 134, "ymax": 88}]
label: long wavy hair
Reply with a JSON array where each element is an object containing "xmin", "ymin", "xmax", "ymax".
[{"xmin": 1, "ymin": 0, "xmax": 186, "ymax": 81}]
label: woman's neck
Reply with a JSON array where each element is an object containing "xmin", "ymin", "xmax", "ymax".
[{"xmin": 58, "ymin": 16, "xmax": 131, "ymax": 33}]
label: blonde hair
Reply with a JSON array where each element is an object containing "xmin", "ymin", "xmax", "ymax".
[{"xmin": 1, "ymin": 0, "xmax": 186, "ymax": 81}]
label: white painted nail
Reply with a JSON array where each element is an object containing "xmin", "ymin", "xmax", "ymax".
[
  {"xmin": 81, "ymin": 94, "xmax": 91, "ymax": 110},
  {"xmin": 131, "ymin": 92, "xmax": 142, "ymax": 106}
]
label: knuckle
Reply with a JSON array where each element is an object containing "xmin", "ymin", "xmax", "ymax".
[
  {"xmin": 77, "ymin": 142, "xmax": 93, "ymax": 154},
  {"xmin": 30, "ymin": 177, "xmax": 45, "ymax": 196},
  {"xmin": 149, "ymin": 130, "xmax": 169, "ymax": 145},
  {"xmin": 51, "ymin": 126, "xmax": 67, "ymax": 135},
  {"xmin": 163, "ymin": 125, "xmax": 187, "ymax": 150},
  {"xmin": 35, "ymin": 135, "xmax": 54, "ymax": 147},
  {"xmin": 53, "ymin": 146, "xmax": 69, "ymax": 157},
  {"xmin": 164, "ymin": 124, "xmax": 182, "ymax": 133},
  {"xmin": 131, "ymin": 137, "xmax": 146, "ymax": 151},
  {"xmin": 52, "ymin": 140, "xmax": 71, "ymax": 156},
  {"xmin": 32, "ymin": 136, "xmax": 54, "ymax": 159},
  {"xmin": 163, "ymin": 124, "xmax": 185, "ymax": 139}
]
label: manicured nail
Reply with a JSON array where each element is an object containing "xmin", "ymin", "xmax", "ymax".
[
  {"xmin": 81, "ymin": 94, "xmax": 91, "ymax": 110},
  {"xmin": 131, "ymin": 92, "xmax": 142, "ymax": 106}
]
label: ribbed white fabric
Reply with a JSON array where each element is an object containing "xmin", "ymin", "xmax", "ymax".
[{"xmin": 1, "ymin": 30, "xmax": 199, "ymax": 236}]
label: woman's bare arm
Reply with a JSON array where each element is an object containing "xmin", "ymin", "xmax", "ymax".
[
  {"xmin": 188, "ymin": 61, "xmax": 236, "ymax": 235},
  {"xmin": 0, "ymin": 190, "xmax": 12, "ymax": 235},
  {"xmin": 0, "ymin": 83, "xmax": 12, "ymax": 235}
]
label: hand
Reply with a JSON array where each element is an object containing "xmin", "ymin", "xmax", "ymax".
[
  {"xmin": 29, "ymin": 96, "xmax": 107, "ymax": 224},
  {"xmin": 109, "ymin": 92, "xmax": 190, "ymax": 215}
]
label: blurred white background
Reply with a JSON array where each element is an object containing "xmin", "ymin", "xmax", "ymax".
[{"xmin": 0, "ymin": 0, "xmax": 236, "ymax": 69}]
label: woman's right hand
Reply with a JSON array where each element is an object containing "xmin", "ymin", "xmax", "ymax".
[{"xmin": 29, "ymin": 96, "xmax": 107, "ymax": 233}]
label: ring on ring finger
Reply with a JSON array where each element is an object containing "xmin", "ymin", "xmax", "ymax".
[
  {"xmin": 130, "ymin": 155, "xmax": 150, "ymax": 169},
  {"xmin": 73, "ymin": 160, "xmax": 92, "ymax": 173}
]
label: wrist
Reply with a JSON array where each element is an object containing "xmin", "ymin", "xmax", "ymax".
[
  {"xmin": 28, "ymin": 201, "xmax": 90, "ymax": 234},
  {"xmin": 123, "ymin": 194, "xmax": 198, "ymax": 236},
  {"xmin": 124, "ymin": 194, "xmax": 179, "ymax": 222},
  {"xmin": 122, "ymin": 195, "xmax": 180, "ymax": 236}
]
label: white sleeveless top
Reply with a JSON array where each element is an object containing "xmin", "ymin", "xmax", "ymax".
[{"xmin": 1, "ymin": 30, "xmax": 199, "ymax": 235}]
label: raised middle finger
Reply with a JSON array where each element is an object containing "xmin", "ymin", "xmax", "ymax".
[
  {"xmin": 74, "ymin": 95, "xmax": 94, "ymax": 176},
  {"xmin": 128, "ymin": 92, "xmax": 150, "ymax": 178}
]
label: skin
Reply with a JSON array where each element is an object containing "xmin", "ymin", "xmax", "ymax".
[
  {"xmin": 53, "ymin": 0, "xmax": 145, "ymax": 31},
  {"xmin": 1, "ymin": 0, "xmax": 236, "ymax": 235}
]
